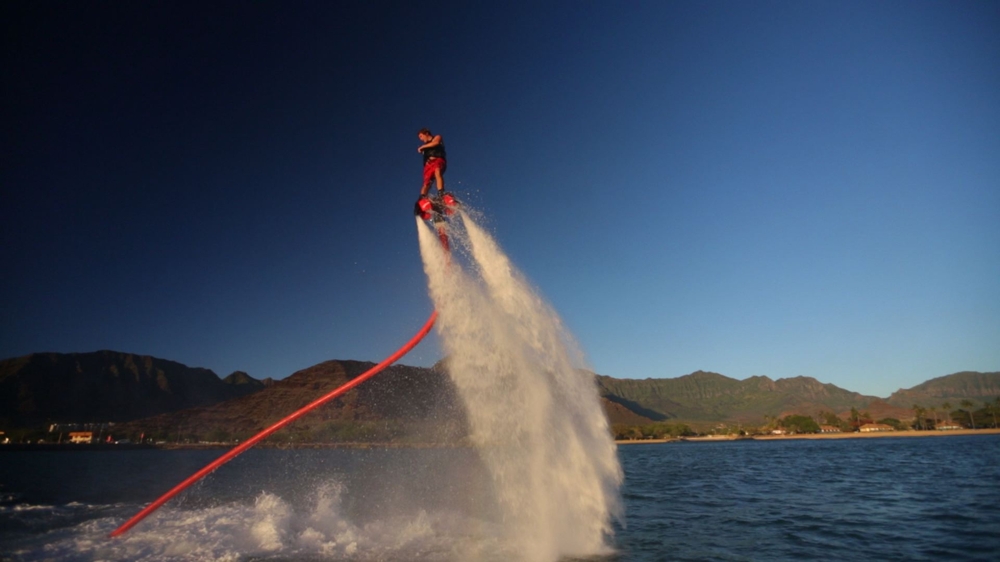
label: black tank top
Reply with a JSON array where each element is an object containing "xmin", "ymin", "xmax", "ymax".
[{"xmin": 423, "ymin": 141, "xmax": 446, "ymax": 163}]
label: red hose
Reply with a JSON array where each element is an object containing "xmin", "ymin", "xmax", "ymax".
[{"xmin": 109, "ymin": 310, "xmax": 438, "ymax": 537}]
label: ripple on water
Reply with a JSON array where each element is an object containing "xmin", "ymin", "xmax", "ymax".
[{"xmin": 616, "ymin": 435, "xmax": 1000, "ymax": 562}]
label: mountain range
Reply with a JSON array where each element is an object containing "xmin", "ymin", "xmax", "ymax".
[
  {"xmin": 0, "ymin": 351, "xmax": 265, "ymax": 427},
  {"xmin": 116, "ymin": 359, "xmax": 468, "ymax": 444},
  {"xmin": 2, "ymin": 351, "xmax": 997, "ymax": 437},
  {"xmin": 596, "ymin": 371, "xmax": 878, "ymax": 423}
]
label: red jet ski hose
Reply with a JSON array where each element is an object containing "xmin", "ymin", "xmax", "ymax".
[{"xmin": 109, "ymin": 309, "xmax": 438, "ymax": 537}]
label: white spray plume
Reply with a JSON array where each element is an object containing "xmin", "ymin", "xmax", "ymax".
[{"xmin": 417, "ymin": 212, "xmax": 623, "ymax": 562}]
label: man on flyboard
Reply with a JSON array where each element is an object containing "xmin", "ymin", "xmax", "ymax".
[{"xmin": 415, "ymin": 128, "xmax": 458, "ymax": 221}]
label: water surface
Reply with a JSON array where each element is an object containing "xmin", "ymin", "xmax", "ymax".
[
  {"xmin": 616, "ymin": 435, "xmax": 1000, "ymax": 561},
  {"xmin": 1, "ymin": 435, "xmax": 998, "ymax": 561}
]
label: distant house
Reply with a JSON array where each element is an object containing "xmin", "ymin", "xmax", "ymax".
[
  {"xmin": 859, "ymin": 423, "xmax": 893, "ymax": 433},
  {"xmin": 819, "ymin": 425, "xmax": 841, "ymax": 433},
  {"xmin": 69, "ymin": 432, "xmax": 93, "ymax": 444},
  {"xmin": 937, "ymin": 422, "xmax": 962, "ymax": 431},
  {"xmin": 771, "ymin": 428, "xmax": 788, "ymax": 435}
]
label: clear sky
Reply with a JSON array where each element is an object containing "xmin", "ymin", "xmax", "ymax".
[{"xmin": 2, "ymin": 1, "xmax": 998, "ymax": 398}]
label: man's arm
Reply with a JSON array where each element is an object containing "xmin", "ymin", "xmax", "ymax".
[{"xmin": 418, "ymin": 134, "xmax": 443, "ymax": 152}]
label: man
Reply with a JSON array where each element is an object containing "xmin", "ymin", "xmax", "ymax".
[{"xmin": 417, "ymin": 128, "xmax": 446, "ymax": 198}]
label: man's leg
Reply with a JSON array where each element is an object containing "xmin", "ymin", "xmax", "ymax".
[
  {"xmin": 421, "ymin": 164, "xmax": 432, "ymax": 196},
  {"xmin": 434, "ymin": 167, "xmax": 445, "ymax": 195}
]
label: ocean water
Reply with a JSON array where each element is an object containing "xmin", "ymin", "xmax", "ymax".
[
  {"xmin": 618, "ymin": 435, "xmax": 1000, "ymax": 562},
  {"xmin": 1, "ymin": 435, "xmax": 998, "ymax": 561}
]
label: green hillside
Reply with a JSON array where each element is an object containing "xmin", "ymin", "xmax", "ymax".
[
  {"xmin": 886, "ymin": 371, "xmax": 1000, "ymax": 407},
  {"xmin": 596, "ymin": 371, "xmax": 877, "ymax": 422}
]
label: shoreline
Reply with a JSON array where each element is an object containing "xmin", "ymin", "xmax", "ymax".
[
  {"xmin": 4, "ymin": 429, "xmax": 998, "ymax": 451},
  {"xmin": 755, "ymin": 428, "xmax": 1000, "ymax": 440},
  {"xmin": 616, "ymin": 428, "xmax": 1000, "ymax": 445}
]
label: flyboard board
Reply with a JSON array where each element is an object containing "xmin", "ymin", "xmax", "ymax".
[
  {"xmin": 414, "ymin": 191, "xmax": 459, "ymax": 221},
  {"xmin": 415, "ymin": 192, "xmax": 460, "ymax": 250}
]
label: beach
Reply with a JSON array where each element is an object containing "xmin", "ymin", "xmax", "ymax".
[
  {"xmin": 754, "ymin": 428, "xmax": 1000, "ymax": 440},
  {"xmin": 616, "ymin": 428, "xmax": 1000, "ymax": 444}
]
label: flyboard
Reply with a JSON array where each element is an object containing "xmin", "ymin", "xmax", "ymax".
[
  {"xmin": 109, "ymin": 194, "xmax": 459, "ymax": 538},
  {"xmin": 414, "ymin": 191, "xmax": 460, "ymax": 252}
]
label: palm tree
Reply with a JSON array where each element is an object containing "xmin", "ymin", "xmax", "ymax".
[
  {"xmin": 911, "ymin": 404, "xmax": 925, "ymax": 430},
  {"xmin": 960, "ymin": 400, "xmax": 976, "ymax": 429},
  {"xmin": 942, "ymin": 402, "xmax": 952, "ymax": 425},
  {"xmin": 992, "ymin": 397, "xmax": 1000, "ymax": 429},
  {"xmin": 929, "ymin": 406, "xmax": 938, "ymax": 429}
]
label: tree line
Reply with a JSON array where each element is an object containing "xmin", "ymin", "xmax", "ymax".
[
  {"xmin": 8, "ymin": 397, "xmax": 999, "ymax": 445},
  {"xmin": 611, "ymin": 396, "xmax": 1000, "ymax": 439},
  {"xmin": 909, "ymin": 397, "xmax": 1000, "ymax": 430}
]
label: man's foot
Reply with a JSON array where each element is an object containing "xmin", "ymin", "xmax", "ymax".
[
  {"xmin": 440, "ymin": 191, "xmax": 459, "ymax": 214},
  {"xmin": 415, "ymin": 195, "xmax": 436, "ymax": 219}
]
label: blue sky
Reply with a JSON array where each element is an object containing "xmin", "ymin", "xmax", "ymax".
[{"xmin": 2, "ymin": 1, "xmax": 998, "ymax": 398}]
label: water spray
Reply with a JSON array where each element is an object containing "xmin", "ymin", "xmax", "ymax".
[{"xmin": 417, "ymin": 210, "xmax": 623, "ymax": 561}]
